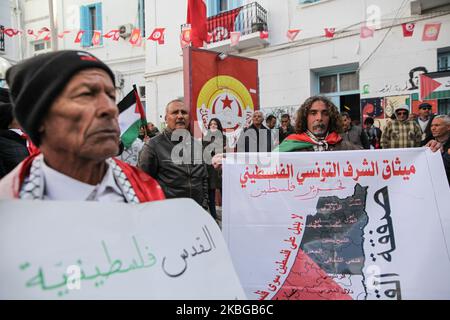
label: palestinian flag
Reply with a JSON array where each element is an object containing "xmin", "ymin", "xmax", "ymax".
[
  {"xmin": 118, "ymin": 86, "xmax": 147, "ymax": 148},
  {"xmin": 419, "ymin": 71, "xmax": 450, "ymax": 101},
  {"xmin": 274, "ymin": 132, "xmax": 342, "ymax": 152}
]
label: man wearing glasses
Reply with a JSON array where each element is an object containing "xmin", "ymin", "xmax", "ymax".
[
  {"xmin": 415, "ymin": 102, "xmax": 435, "ymax": 145},
  {"xmin": 381, "ymin": 105, "xmax": 422, "ymax": 149}
]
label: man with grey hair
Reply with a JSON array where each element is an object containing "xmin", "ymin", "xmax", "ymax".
[
  {"xmin": 429, "ymin": 115, "xmax": 450, "ymax": 150},
  {"xmin": 138, "ymin": 99, "xmax": 209, "ymax": 209},
  {"xmin": 428, "ymin": 115, "xmax": 450, "ymax": 184},
  {"xmin": 238, "ymin": 110, "xmax": 273, "ymax": 152}
]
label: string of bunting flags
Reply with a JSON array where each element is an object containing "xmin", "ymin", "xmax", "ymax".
[
  {"xmin": 0, "ymin": 21, "xmax": 442, "ymax": 48},
  {"xmin": 0, "ymin": 26, "xmax": 166, "ymax": 46}
]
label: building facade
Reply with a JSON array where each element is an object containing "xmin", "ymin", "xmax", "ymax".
[
  {"xmin": 144, "ymin": 0, "xmax": 450, "ymax": 129},
  {"xmin": 3, "ymin": 0, "xmax": 449, "ymax": 126},
  {"xmin": 11, "ymin": 0, "xmax": 147, "ymax": 101}
]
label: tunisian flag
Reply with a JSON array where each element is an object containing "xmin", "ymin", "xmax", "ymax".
[
  {"xmin": 187, "ymin": 0, "xmax": 207, "ymax": 47},
  {"xmin": 402, "ymin": 23, "xmax": 415, "ymax": 37},
  {"xmin": 324, "ymin": 28, "xmax": 335, "ymax": 38}
]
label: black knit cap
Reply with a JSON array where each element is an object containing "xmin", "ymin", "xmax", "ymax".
[{"xmin": 6, "ymin": 50, "xmax": 116, "ymax": 146}]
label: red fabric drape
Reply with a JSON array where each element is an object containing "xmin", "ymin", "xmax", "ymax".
[{"xmin": 187, "ymin": 0, "xmax": 207, "ymax": 48}]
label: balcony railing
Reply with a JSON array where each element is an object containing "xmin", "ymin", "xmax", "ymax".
[{"xmin": 207, "ymin": 2, "xmax": 268, "ymax": 44}]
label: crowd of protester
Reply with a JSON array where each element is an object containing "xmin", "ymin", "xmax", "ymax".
[{"xmin": 0, "ymin": 51, "xmax": 449, "ymax": 224}]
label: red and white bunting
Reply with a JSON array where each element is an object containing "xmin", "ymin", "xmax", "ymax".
[
  {"xmin": 103, "ymin": 29, "xmax": 120, "ymax": 41},
  {"xmin": 92, "ymin": 30, "xmax": 102, "ymax": 46},
  {"xmin": 286, "ymin": 29, "xmax": 300, "ymax": 41},
  {"xmin": 148, "ymin": 28, "xmax": 165, "ymax": 44},
  {"xmin": 2, "ymin": 28, "xmax": 22, "ymax": 37},
  {"xmin": 182, "ymin": 26, "xmax": 192, "ymax": 43},
  {"xmin": 74, "ymin": 30, "xmax": 85, "ymax": 43},
  {"xmin": 36, "ymin": 27, "xmax": 51, "ymax": 41},
  {"xmin": 180, "ymin": 25, "xmax": 192, "ymax": 48},
  {"xmin": 4, "ymin": 22, "xmax": 440, "ymax": 49},
  {"xmin": 422, "ymin": 23, "xmax": 441, "ymax": 41},
  {"xmin": 360, "ymin": 25, "xmax": 374, "ymax": 39},
  {"xmin": 57, "ymin": 31, "xmax": 71, "ymax": 39},
  {"xmin": 402, "ymin": 23, "xmax": 415, "ymax": 37},
  {"xmin": 260, "ymin": 30, "xmax": 269, "ymax": 39},
  {"xmin": 230, "ymin": 31, "xmax": 241, "ymax": 46},
  {"xmin": 324, "ymin": 28, "xmax": 335, "ymax": 38},
  {"xmin": 26, "ymin": 29, "xmax": 39, "ymax": 40},
  {"xmin": 129, "ymin": 28, "xmax": 142, "ymax": 46}
]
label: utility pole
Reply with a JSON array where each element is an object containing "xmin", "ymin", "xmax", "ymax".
[
  {"xmin": 14, "ymin": 0, "xmax": 23, "ymax": 60},
  {"xmin": 48, "ymin": 0, "xmax": 58, "ymax": 51}
]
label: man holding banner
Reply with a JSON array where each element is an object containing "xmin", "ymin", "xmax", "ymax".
[
  {"xmin": 0, "ymin": 51, "xmax": 165, "ymax": 203},
  {"xmin": 276, "ymin": 96, "xmax": 360, "ymax": 152}
]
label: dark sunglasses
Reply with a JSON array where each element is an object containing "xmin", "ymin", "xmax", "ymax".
[
  {"xmin": 420, "ymin": 107, "xmax": 431, "ymax": 110},
  {"xmin": 396, "ymin": 111, "xmax": 408, "ymax": 115}
]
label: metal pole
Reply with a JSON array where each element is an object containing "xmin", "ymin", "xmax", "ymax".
[
  {"xmin": 48, "ymin": 0, "xmax": 58, "ymax": 51},
  {"xmin": 14, "ymin": 0, "xmax": 23, "ymax": 60}
]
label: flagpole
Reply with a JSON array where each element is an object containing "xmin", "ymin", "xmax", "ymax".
[
  {"xmin": 48, "ymin": 0, "xmax": 58, "ymax": 51},
  {"xmin": 133, "ymin": 84, "xmax": 148, "ymax": 137}
]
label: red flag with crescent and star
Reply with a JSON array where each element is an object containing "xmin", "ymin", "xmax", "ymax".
[
  {"xmin": 402, "ymin": 23, "xmax": 415, "ymax": 37},
  {"xmin": 183, "ymin": 47, "xmax": 259, "ymax": 147},
  {"xmin": 148, "ymin": 28, "xmax": 165, "ymax": 44}
]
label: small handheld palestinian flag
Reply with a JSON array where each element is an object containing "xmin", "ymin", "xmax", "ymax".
[{"xmin": 118, "ymin": 86, "xmax": 148, "ymax": 148}]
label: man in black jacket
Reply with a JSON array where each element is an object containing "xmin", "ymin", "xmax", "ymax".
[
  {"xmin": 0, "ymin": 89, "xmax": 30, "ymax": 178},
  {"xmin": 138, "ymin": 99, "xmax": 209, "ymax": 209}
]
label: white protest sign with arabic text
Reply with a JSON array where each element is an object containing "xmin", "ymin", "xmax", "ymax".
[{"xmin": 0, "ymin": 198, "xmax": 245, "ymax": 299}]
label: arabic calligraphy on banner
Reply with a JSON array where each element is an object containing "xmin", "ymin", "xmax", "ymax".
[
  {"xmin": 239, "ymin": 157, "xmax": 417, "ymax": 198},
  {"xmin": 0, "ymin": 199, "xmax": 246, "ymax": 299},
  {"xmin": 223, "ymin": 149, "xmax": 450, "ymax": 300}
]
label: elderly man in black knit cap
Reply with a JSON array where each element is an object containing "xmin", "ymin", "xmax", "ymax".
[{"xmin": 0, "ymin": 50, "xmax": 165, "ymax": 203}]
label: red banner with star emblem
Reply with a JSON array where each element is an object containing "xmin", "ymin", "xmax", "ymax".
[{"xmin": 183, "ymin": 47, "xmax": 259, "ymax": 147}]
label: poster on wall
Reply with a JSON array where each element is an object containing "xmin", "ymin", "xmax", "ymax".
[
  {"xmin": 384, "ymin": 95, "xmax": 411, "ymax": 118},
  {"xmin": 183, "ymin": 47, "xmax": 259, "ymax": 148},
  {"xmin": 361, "ymin": 98, "xmax": 384, "ymax": 121}
]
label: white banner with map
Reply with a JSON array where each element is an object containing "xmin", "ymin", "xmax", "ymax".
[
  {"xmin": 223, "ymin": 148, "xmax": 450, "ymax": 300},
  {"xmin": 0, "ymin": 198, "xmax": 246, "ymax": 299}
]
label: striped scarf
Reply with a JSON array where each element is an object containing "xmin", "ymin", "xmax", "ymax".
[{"xmin": 274, "ymin": 131, "xmax": 342, "ymax": 152}]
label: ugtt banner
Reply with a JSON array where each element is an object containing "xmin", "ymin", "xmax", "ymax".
[{"xmin": 183, "ymin": 47, "xmax": 259, "ymax": 147}]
